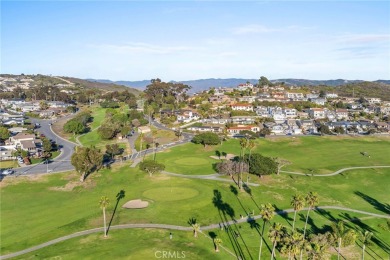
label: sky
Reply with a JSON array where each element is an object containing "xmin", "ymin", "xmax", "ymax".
[{"xmin": 1, "ymin": 1, "xmax": 390, "ymax": 81}]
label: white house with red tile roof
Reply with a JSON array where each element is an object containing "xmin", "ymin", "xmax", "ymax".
[
  {"xmin": 309, "ymin": 108, "xmax": 326, "ymax": 119},
  {"xmin": 227, "ymin": 125, "xmax": 260, "ymax": 135}
]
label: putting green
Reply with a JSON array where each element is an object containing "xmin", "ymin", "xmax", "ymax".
[
  {"xmin": 174, "ymin": 157, "xmax": 209, "ymax": 166},
  {"xmin": 142, "ymin": 187, "xmax": 199, "ymax": 201}
]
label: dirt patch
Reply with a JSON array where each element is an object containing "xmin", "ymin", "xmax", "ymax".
[
  {"xmin": 210, "ymin": 153, "xmax": 236, "ymax": 160},
  {"xmin": 49, "ymin": 179, "xmax": 95, "ymax": 191},
  {"xmin": 0, "ymin": 174, "xmax": 48, "ymax": 188}
]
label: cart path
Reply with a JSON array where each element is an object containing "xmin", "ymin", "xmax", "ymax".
[
  {"xmin": 1, "ymin": 205, "xmax": 389, "ymax": 260},
  {"xmin": 281, "ymin": 165, "xmax": 390, "ymax": 176},
  {"xmin": 161, "ymin": 171, "xmax": 260, "ymax": 186}
]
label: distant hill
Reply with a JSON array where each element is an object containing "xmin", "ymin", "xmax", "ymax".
[
  {"xmin": 87, "ymin": 78, "xmax": 373, "ymax": 93},
  {"xmin": 65, "ymin": 77, "xmax": 141, "ymax": 95}
]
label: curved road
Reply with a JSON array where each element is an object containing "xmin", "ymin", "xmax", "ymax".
[
  {"xmin": 12, "ymin": 119, "xmax": 77, "ymax": 175},
  {"xmin": 1, "ymin": 205, "xmax": 388, "ymax": 259},
  {"xmin": 281, "ymin": 165, "xmax": 390, "ymax": 177}
]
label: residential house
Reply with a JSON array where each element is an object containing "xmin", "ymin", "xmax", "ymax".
[
  {"xmin": 7, "ymin": 133, "xmax": 41, "ymax": 155},
  {"xmin": 187, "ymin": 126, "xmax": 223, "ymax": 133},
  {"xmin": 177, "ymin": 110, "xmax": 200, "ymax": 123},
  {"xmin": 374, "ymin": 122, "xmax": 389, "ymax": 132},
  {"xmin": 306, "ymin": 93, "xmax": 319, "ymax": 99},
  {"xmin": 309, "ymin": 108, "xmax": 326, "ymax": 119},
  {"xmin": 138, "ymin": 126, "xmax": 151, "ymax": 134},
  {"xmin": 335, "ymin": 109, "xmax": 349, "ymax": 120},
  {"xmin": 283, "ymin": 108, "xmax": 297, "ymax": 118},
  {"xmin": 227, "ymin": 125, "xmax": 260, "ymax": 136},
  {"xmin": 238, "ymin": 96, "xmax": 257, "ymax": 103},
  {"xmin": 237, "ymin": 83, "xmax": 254, "ymax": 91},
  {"xmin": 1, "ymin": 118, "xmax": 24, "ymax": 126},
  {"xmin": 297, "ymin": 119, "xmax": 317, "ymax": 134},
  {"xmin": 310, "ymin": 98, "xmax": 326, "ymax": 106},
  {"xmin": 255, "ymin": 107, "xmax": 271, "ymax": 117},
  {"xmin": 326, "ymin": 93, "xmax": 338, "ymax": 98},
  {"xmin": 7, "ymin": 127, "xmax": 27, "ymax": 134},
  {"xmin": 230, "ymin": 103, "xmax": 254, "ymax": 111},
  {"xmin": 47, "ymin": 101, "xmax": 70, "ymax": 108},
  {"xmin": 0, "ymin": 146, "xmax": 15, "ymax": 161},
  {"xmin": 230, "ymin": 116, "xmax": 257, "ymax": 125},
  {"xmin": 366, "ymin": 98, "xmax": 381, "ymax": 104}
]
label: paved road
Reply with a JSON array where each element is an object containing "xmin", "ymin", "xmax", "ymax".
[
  {"xmin": 1, "ymin": 205, "xmax": 388, "ymax": 259},
  {"xmin": 12, "ymin": 119, "xmax": 77, "ymax": 175},
  {"xmin": 281, "ymin": 165, "xmax": 390, "ymax": 177}
]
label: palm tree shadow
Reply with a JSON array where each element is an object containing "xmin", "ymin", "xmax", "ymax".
[
  {"xmin": 354, "ymin": 191, "xmax": 390, "ymax": 215},
  {"xmin": 107, "ymin": 189, "xmax": 125, "ymax": 234},
  {"xmin": 273, "ymin": 204, "xmax": 293, "ymax": 227}
]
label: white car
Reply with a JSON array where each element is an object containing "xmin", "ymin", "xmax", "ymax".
[{"xmin": 2, "ymin": 169, "xmax": 14, "ymax": 175}]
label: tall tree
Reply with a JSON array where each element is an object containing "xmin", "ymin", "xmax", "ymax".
[
  {"xmin": 331, "ymin": 220, "xmax": 357, "ymax": 260},
  {"xmin": 139, "ymin": 160, "xmax": 165, "ymax": 177},
  {"xmin": 303, "ymin": 192, "xmax": 319, "ymax": 238},
  {"xmin": 268, "ymin": 222, "xmax": 286, "ymax": 260},
  {"xmin": 0, "ymin": 126, "xmax": 10, "ymax": 141},
  {"xmin": 99, "ymin": 196, "xmax": 110, "ymax": 237},
  {"xmin": 239, "ymin": 138, "xmax": 249, "ymax": 189},
  {"xmin": 71, "ymin": 146, "xmax": 104, "ymax": 182},
  {"xmin": 301, "ymin": 192, "xmax": 319, "ymax": 260},
  {"xmin": 359, "ymin": 230, "xmax": 373, "ymax": 260},
  {"xmin": 259, "ymin": 203, "xmax": 275, "ymax": 260},
  {"xmin": 291, "ymin": 194, "xmax": 305, "ymax": 230}
]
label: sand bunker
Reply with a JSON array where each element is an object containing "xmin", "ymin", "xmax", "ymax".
[
  {"xmin": 122, "ymin": 199, "xmax": 149, "ymax": 209},
  {"xmin": 209, "ymin": 153, "xmax": 236, "ymax": 160}
]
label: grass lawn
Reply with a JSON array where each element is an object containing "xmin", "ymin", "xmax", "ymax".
[
  {"xmin": 157, "ymin": 136, "xmax": 390, "ymax": 175},
  {"xmin": 0, "ymin": 160, "xmax": 18, "ymax": 169},
  {"xmin": 12, "ymin": 229, "xmax": 233, "ymax": 260}
]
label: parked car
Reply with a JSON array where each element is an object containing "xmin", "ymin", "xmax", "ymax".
[{"xmin": 2, "ymin": 169, "xmax": 14, "ymax": 175}]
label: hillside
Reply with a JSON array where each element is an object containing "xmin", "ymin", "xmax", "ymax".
[
  {"xmin": 312, "ymin": 81, "xmax": 390, "ymax": 101},
  {"xmin": 64, "ymin": 77, "xmax": 141, "ymax": 95}
]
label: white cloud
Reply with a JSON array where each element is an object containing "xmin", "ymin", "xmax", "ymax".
[{"xmin": 337, "ymin": 33, "xmax": 390, "ymax": 44}]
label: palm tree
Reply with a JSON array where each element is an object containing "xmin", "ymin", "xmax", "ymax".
[
  {"xmin": 359, "ymin": 230, "xmax": 373, "ymax": 260},
  {"xmin": 291, "ymin": 194, "xmax": 305, "ymax": 230},
  {"xmin": 99, "ymin": 196, "xmax": 110, "ymax": 237},
  {"xmin": 281, "ymin": 231, "xmax": 305, "ymax": 260},
  {"xmin": 305, "ymin": 233, "xmax": 330, "ymax": 260},
  {"xmin": 331, "ymin": 220, "xmax": 356, "ymax": 260},
  {"xmin": 192, "ymin": 223, "xmax": 200, "ymax": 238},
  {"xmin": 214, "ymin": 238, "xmax": 222, "ymax": 252},
  {"xmin": 259, "ymin": 203, "xmax": 275, "ymax": 260},
  {"xmin": 239, "ymin": 138, "xmax": 249, "ymax": 189},
  {"xmin": 301, "ymin": 192, "xmax": 319, "ymax": 259},
  {"xmin": 268, "ymin": 222, "xmax": 285, "ymax": 260}
]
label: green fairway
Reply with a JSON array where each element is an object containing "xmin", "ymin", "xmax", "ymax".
[
  {"xmin": 156, "ymin": 143, "xmax": 222, "ymax": 175},
  {"xmin": 157, "ymin": 136, "xmax": 390, "ymax": 175},
  {"xmin": 143, "ymin": 187, "xmax": 200, "ymax": 201}
]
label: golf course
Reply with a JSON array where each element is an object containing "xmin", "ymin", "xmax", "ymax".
[{"xmin": 1, "ymin": 135, "xmax": 389, "ymax": 259}]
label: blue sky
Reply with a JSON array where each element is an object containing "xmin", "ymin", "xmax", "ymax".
[{"xmin": 1, "ymin": 1, "xmax": 389, "ymax": 81}]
